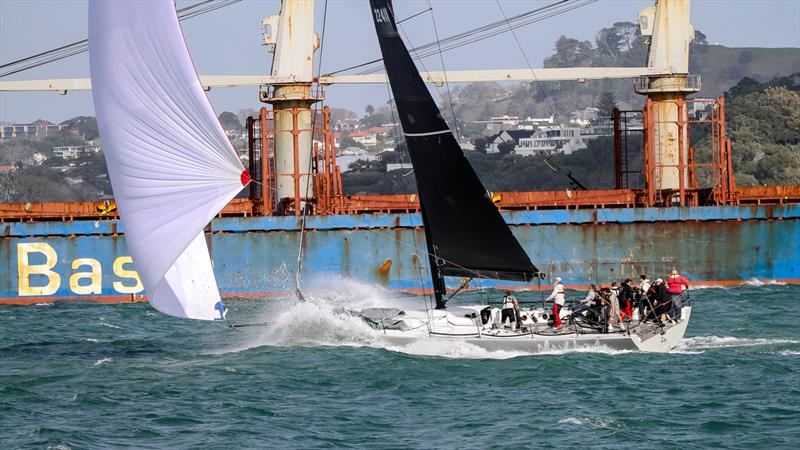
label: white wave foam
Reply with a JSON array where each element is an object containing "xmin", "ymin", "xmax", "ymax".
[
  {"xmin": 100, "ymin": 322, "xmax": 121, "ymax": 329},
  {"xmin": 217, "ymin": 292, "xmax": 385, "ymax": 355},
  {"xmin": 384, "ymin": 339, "xmax": 530, "ymax": 360},
  {"xmin": 93, "ymin": 357, "xmax": 112, "ymax": 366},
  {"xmin": 85, "ymin": 338, "xmax": 110, "ymax": 343},
  {"xmin": 667, "ymin": 348, "xmax": 705, "ymax": 355},
  {"xmin": 559, "ymin": 417, "xmax": 618, "ymax": 428},
  {"xmin": 777, "ymin": 350, "xmax": 800, "ymax": 356},
  {"xmin": 743, "ymin": 278, "xmax": 787, "ymax": 287},
  {"xmin": 386, "ymin": 340, "xmax": 636, "ymax": 359},
  {"xmin": 34, "ymin": 302, "xmax": 54, "ymax": 307},
  {"xmin": 678, "ymin": 335, "xmax": 799, "ymax": 350}
]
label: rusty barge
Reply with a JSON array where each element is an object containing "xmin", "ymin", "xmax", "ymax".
[{"xmin": 1, "ymin": 0, "xmax": 799, "ymax": 305}]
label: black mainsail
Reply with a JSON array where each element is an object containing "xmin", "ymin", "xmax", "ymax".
[{"xmin": 369, "ymin": 0, "xmax": 539, "ymax": 308}]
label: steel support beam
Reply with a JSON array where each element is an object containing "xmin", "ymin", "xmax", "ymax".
[{"xmin": 0, "ymin": 67, "xmax": 674, "ymax": 93}]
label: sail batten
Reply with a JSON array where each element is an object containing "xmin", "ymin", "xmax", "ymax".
[
  {"xmin": 369, "ymin": 0, "xmax": 538, "ymax": 289},
  {"xmin": 89, "ymin": 0, "xmax": 247, "ymax": 320}
]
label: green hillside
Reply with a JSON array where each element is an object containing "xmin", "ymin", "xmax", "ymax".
[{"xmin": 691, "ymin": 46, "xmax": 800, "ymax": 98}]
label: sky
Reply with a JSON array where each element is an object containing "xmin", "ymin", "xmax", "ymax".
[{"xmin": 1, "ymin": 0, "xmax": 799, "ymax": 124}]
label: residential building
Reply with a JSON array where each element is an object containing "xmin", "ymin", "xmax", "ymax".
[
  {"xmin": 515, "ymin": 123, "xmax": 616, "ymax": 156},
  {"xmin": 366, "ymin": 126, "xmax": 390, "ymax": 138},
  {"xmin": 336, "ymin": 147, "xmax": 375, "ymax": 173},
  {"xmin": 350, "ymin": 131, "xmax": 377, "ymax": 147},
  {"xmin": 334, "ymin": 118, "xmax": 360, "ymax": 132},
  {"xmin": 52, "ymin": 143, "xmax": 102, "ymax": 160},
  {"xmin": 570, "ymin": 107, "xmax": 600, "ymax": 126},
  {"xmin": 0, "ymin": 120, "xmax": 65, "ymax": 142},
  {"xmin": 487, "ymin": 129, "xmax": 536, "ymax": 153},
  {"xmin": 386, "ymin": 163, "xmax": 413, "ymax": 172},
  {"xmin": 474, "ymin": 115, "xmax": 555, "ymax": 133},
  {"xmin": 53, "ymin": 146, "xmax": 85, "ymax": 160}
]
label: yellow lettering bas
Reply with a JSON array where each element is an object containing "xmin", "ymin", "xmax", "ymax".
[
  {"xmin": 113, "ymin": 256, "xmax": 143, "ymax": 294},
  {"xmin": 69, "ymin": 258, "xmax": 102, "ymax": 295},
  {"xmin": 17, "ymin": 242, "xmax": 61, "ymax": 296}
]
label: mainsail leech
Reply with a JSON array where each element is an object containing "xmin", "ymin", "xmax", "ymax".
[
  {"xmin": 89, "ymin": 0, "xmax": 248, "ymax": 320},
  {"xmin": 369, "ymin": 0, "xmax": 539, "ymax": 308}
]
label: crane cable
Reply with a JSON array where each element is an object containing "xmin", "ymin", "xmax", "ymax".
[
  {"xmin": 0, "ymin": 0, "xmax": 243, "ymax": 78},
  {"xmin": 327, "ymin": 0, "xmax": 593, "ymax": 77}
]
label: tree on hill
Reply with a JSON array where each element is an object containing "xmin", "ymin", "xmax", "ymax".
[
  {"xmin": 692, "ymin": 30, "xmax": 708, "ymax": 46},
  {"xmin": 61, "ymin": 116, "xmax": 99, "ymax": 140},
  {"xmin": 218, "ymin": 111, "xmax": 242, "ymax": 131},
  {"xmin": 359, "ymin": 104, "xmax": 392, "ymax": 128},
  {"xmin": 330, "ymin": 107, "xmax": 357, "ymax": 123},
  {"xmin": 237, "ymin": 108, "xmax": 258, "ymax": 123},
  {"xmin": 597, "ymin": 92, "xmax": 617, "ymax": 117},
  {"xmin": 543, "ymin": 36, "xmax": 595, "ymax": 68},
  {"xmin": 472, "ymin": 137, "xmax": 488, "ymax": 154},
  {"xmin": 497, "ymin": 141, "xmax": 515, "ymax": 156}
]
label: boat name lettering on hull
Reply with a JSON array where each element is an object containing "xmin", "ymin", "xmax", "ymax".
[{"xmin": 16, "ymin": 242, "xmax": 143, "ymax": 296}]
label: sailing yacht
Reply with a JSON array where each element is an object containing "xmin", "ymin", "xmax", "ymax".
[{"xmin": 357, "ymin": 0, "xmax": 691, "ymax": 353}]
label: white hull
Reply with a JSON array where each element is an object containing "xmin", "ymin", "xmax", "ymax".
[{"xmin": 361, "ymin": 305, "xmax": 692, "ymax": 354}]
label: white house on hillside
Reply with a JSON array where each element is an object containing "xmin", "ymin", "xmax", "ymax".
[
  {"xmin": 350, "ymin": 131, "xmax": 377, "ymax": 147},
  {"xmin": 487, "ymin": 129, "xmax": 536, "ymax": 153}
]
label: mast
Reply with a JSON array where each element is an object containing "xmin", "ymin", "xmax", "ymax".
[{"xmin": 420, "ymin": 208, "xmax": 447, "ymax": 309}]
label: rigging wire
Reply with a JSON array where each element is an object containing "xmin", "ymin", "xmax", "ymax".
[
  {"xmin": 494, "ymin": 0, "xmax": 634, "ymax": 282},
  {"xmin": 358, "ymin": 0, "xmax": 598, "ymax": 76},
  {"xmin": 425, "ymin": 0, "xmax": 459, "ymax": 136},
  {"xmin": 326, "ymin": 0, "xmax": 593, "ymax": 77},
  {"xmin": 0, "ymin": 0, "xmax": 243, "ymax": 78}
]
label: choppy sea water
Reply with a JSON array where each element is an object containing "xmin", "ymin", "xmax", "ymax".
[{"xmin": 1, "ymin": 281, "xmax": 799, "ymax": 449}]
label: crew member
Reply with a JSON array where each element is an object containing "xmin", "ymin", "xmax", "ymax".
[
  {"xmin": 545, "ymin": 277, "xmax": 566, "ymax": 329},
  {"xmin": 667, "ymin": 269, "xmax": 690, "ymax": 320},
  {"xmin": 638, "ymin": 275, "xmax": 651, "ymax": 321},
  {"xmin": 619, "ymin": 279, "xmax": 634, "ymax": 323},
  {"xmin": 653, "ymin": 278, "xmax": 672, "ymax": 324},
  {"xmin": 501, "ymin": 290, "xmax": 520, "ymax": 331},
  {"xmin": 575, "ymin": 284, "xmax": 597, "ymax": 316},
  {"xmin": 608, "ymin": 282, "xmax": 620, "ymax": 329},
  {"xmin": 596, "ymin": 288, "xmax": 612, "ymax": 333}
]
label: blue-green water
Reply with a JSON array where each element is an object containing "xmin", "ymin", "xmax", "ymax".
[{"xmin": 1, "ymin": 282, "xmax": 799, "ymax": 449}]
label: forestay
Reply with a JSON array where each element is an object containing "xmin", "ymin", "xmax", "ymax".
[{"xmin": 89, "ymin": 0, "xmax": 249, "ymax": 320}]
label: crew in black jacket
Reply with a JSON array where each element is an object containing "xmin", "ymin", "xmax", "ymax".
[
  {"xmin": 653, "ymin": 278, "xmax": 672, "ymax": 324},
  {"xmin": 618, "ymin": 279, "xmax": 635, "ymax": 322}
]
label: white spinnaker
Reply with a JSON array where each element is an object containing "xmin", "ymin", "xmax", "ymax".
[{"xmin": 89, "ymin": 0, "xmax": 248, "ymax": 320}]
